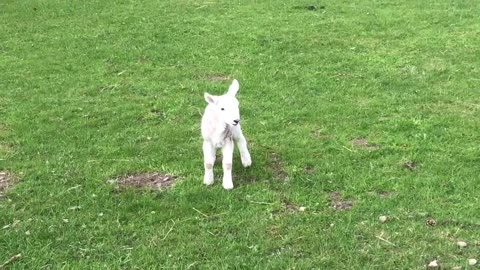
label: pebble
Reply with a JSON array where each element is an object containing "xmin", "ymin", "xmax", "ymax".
[
  {"xmin": 457, "ymin": 240, "xmax": 467, "ymax": 248},
  {"xmin": 379, "ymin": 216, "xmax": 388, "ymax": 223},
  {"xmin": 468, "ymin": 259, "xmax": 477, "ymax": 266},
  {"xmin": 427, "ymin": 260, "xmax": 439, "ymax": 268}
]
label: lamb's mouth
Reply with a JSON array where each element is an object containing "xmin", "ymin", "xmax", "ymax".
[{"xmin": 232, "ymin": 123, "xmax": 239, "ymax": 126}]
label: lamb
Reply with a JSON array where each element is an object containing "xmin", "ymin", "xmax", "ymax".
[{"xmin": 201, "ymin": 79, "xmax": 252, "ymax": 190}]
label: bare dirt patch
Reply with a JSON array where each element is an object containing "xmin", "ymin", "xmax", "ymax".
[
  {"xmin": 109, "ymin": 172, "xmax": 177, "ymax": 191},
  {"xmin": 206, "ymin": 74, "xmax": 230, "ymax": 82},
  {"xmin": 267, "ymin": 151, "xmax": 289, "ymax": 181},
  {"xmin": 303, "ymin": 165, "xmax": 315, "ymax": 174},
  {"xmin": 368, "ymin": 190, "xmax": 397, "ymax": 199},
  {"xmin": 328, "ymin": 192, "xmax": 354, "ymax": 211},
  {"xmin": 402, "ymin": 160, "xmax": 417, "ymax": 171},
  {"xmin": 0, "ymin": 171, "xmax": 15, "ymax": 195},
  {"xmin": 270, "ymin": 198, "xmax": 305, "ymax": 217},
  {"xmin": 293, "ymin": 5, "xmax": 325, "ymax": 11},
  {"xmin": 378, "ymin": 191, "xmax": 397, "ymax": 199},
  {"xmin": 282, "ymin": 198, "xmax": 304, "ymax": 212},
  {"xmin": 350, "ymin": 137, "xmax": 379, "ymax": 151}
]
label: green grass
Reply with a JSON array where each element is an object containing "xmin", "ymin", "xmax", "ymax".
[{"xmin": 1, "ymin": 0, "xmax": 480, "ymax": 268}]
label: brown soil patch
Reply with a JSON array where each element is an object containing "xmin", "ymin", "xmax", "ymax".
[
  {"xmin": 293, "ymin": 5, "xmax": 325, "ymax": 11},
  {"xmin": 270, "ymin": 199, "xmax": 305, "ymax": 217},
  {"xmin": 282, "ymin": 198, "xmax": 301, "ymax": 212},
  {"xmin": 245, "ymin": 175, "xmax": 258, "ymax": 182},
  {"xmin": 350, "ymin": 137, "xmax": 379, "ymax": 151},
  {"xmin": 267, "ymin": 151, "xmax": 289, "ymax": 181},
  {"xmin": 328, "ymin": 192, "xmax": 354, "ymax": 211},
  {"xmin": 402, "ymin": 160, "xmax": 417, "ymax": 171},
  {"xmin": 0, "ymin": 171, "xmax": 15, "ymax": 195},
  {"xmin": 368, "ymin": 190, "xmax": 396, "ymax": 199},
  {"xmin": 109, "ymin": 172, "xmax": 177, "ymax": 190},
  {"xmin": 206, "ymin": 74, "xmax": 230, "ymax": 82},
  {"xmin": 303, "ymin": 165, "xmax": 315, "ymax": 174}
]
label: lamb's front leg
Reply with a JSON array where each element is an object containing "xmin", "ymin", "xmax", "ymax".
[
  {"xmin": 203, "ymin": 141, "xmax": 215, "ymax": 186},
  {"xmin": 221, "ymin": 139, "xmax": 234, "ymax": 190},
  {"xmin": 234, "ymin": 127, "xmax": 252, "ymax": 167}
]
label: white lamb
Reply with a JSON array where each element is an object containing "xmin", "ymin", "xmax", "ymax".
[{"xmin": 201, "ymin": 79, "xmax": 252, "ymax": 190}]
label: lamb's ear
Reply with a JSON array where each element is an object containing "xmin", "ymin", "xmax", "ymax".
[
  {"xmin": 204, "ymin": 93, "xmax": 217, "ymax": 104},
  {"xmin": 226, "ymin": 79, "xmax": 239, "ymax": 96}
]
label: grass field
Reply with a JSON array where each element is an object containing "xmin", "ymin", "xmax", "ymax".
[{"xmin": 1, "ymin": 0, "xmax": 480, "ymax": 268}]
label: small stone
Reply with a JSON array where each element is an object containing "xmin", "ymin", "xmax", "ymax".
[
  {"xmin": 468, "ymin": 259, "xmax": 477, "ymax": 266},
  {"xmin": 452, "ymin": 266, "xmax": 462, "ymax": 270},
  {"xmin": 25, "ymin": 230, "xmax": 30, "ymax": 235},
  {"xmin": 62, "ymin": 219, "xmax": 69, "ymax": 223},
  {"xmin": 379, "ymin": 216, "xmax": 388, "ymax": 223},
  {"xmin": 426, "ymin": 218, "xmax": 436, "ymax": 227},
  {"xmin": 298, "ymin": 207, "xmax": 306, "ymax": 212},
  {"xmin": 427, "ymin": 260, "xmax": 439, "ymax": 268},
  {"xmin": 457, "ymin": 240, "xmax": 467, "ymax": 248}
]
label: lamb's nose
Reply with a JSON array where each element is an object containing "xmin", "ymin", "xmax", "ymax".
[{"xmin": 233, "ymin": 119, "xmax": 240, "ymax": 124}]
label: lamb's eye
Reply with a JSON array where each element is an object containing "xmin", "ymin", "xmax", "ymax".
[{"xmin": 221, "ymin": 108, "xmax": 225, "ymax": 111}]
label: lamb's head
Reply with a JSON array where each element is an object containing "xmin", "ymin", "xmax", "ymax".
[{"xmin": 204, "ymin": 79, "xmax": 242, "ymax": 127}]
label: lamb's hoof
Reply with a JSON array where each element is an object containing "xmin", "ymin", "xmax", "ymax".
[
  {"xmin": 222, "ymin": 182, "xmax": 234, "ymax": 190},
  {"xmin": 241, "ymin": 157, "xmax": 252, "ymax": 167},
  {"xmin": 204, "ymin": 177, "xmax": 214, "ymax": 186}
]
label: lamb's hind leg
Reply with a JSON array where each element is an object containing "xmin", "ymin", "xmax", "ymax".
[
  {"xmin": 203, "ymin": 141, "xmax": 215, "ymax": 186},
  {"xmin": 234, "ymin": 127, "xmax": 251, "ymax": 167},
  {"xmin": 221, "ymin": 139, "xmax": 234, "ymax": 190}
]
